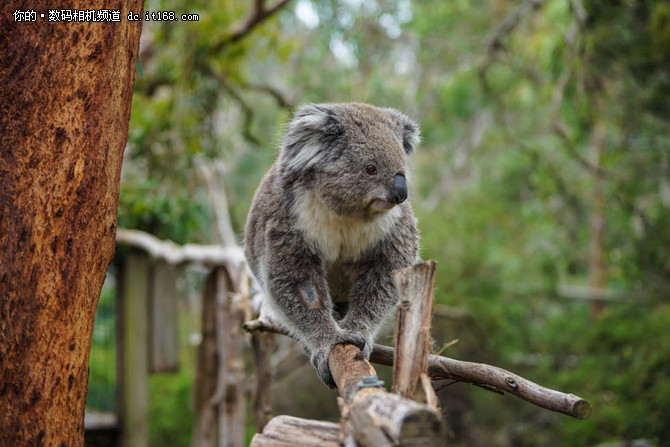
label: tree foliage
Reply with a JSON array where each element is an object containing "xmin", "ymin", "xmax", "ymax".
[{"xmin": 123, "ymin": 0, "xmax": 670, "ymax": 445}]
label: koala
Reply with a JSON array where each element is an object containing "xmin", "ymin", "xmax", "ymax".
[{"xmin": 244, "ymin": 103, "xmax": 420, "ymax": 388}]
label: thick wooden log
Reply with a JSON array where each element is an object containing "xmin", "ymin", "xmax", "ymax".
[
  {"xmin": 249, "ymin": 415, "xmax": 340, "ymax": 447},
  {"xmin": 329, "ymin": 344, "xmax": 445, "ymax": 447},
  {"xmin": 392, "ymin": 261, "xmax": 437, "ymax": 401}
]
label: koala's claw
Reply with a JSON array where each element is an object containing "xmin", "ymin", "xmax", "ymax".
[
  {"xmin": 310, "ymin": 348, "xmax": 337, "ymax": 389},
  {"xmin": 338, "ymin": 330, "xmax": 366, "ymax": 352},
  {"xmin": 310, "ymin": 330, "xmax": 368, "ymax": 388},
  {"xmin": 339, "ymin": 320, "xmax": 374, "ymax": 359}
]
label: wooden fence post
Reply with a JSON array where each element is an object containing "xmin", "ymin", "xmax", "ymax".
[
  {"xmin": 193, "ymin": 267, "xmax": 247, "ymax": 447},
  {"xmin": 118, "ymin": 252, "xmax": 149, "ymax": 447},
  {"xmin": 149, "ymin": 260, "xmax": 179, "ymax": 373},
  {"xmin": 252, "ymin": 331, "xmax": 275, "ymax": 432}
]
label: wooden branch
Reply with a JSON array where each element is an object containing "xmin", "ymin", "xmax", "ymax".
[
  {"xmin": 243, "ymin": 316, "xmax": 290, "ymax": 337},
  {"xmin": 243, "ymin": 318, "xmax": 592, "ymax": 420},
  {"xmin": 328, "ymin": 344, "xmax": 377, "ymax": 403},
  {"xmin": 486, "ymin": 0, "xmax": 547, "ymax": 55},
  {"xmin": 551, "ymin": 120, "xmax": 608, "ymax": 177},
  {"xmin": 479, "ymin": 0, "xmax": 547, "ymax": 101},
  {"xmin": 391, "ymin": 261, "xmax": 437, "ymax": 398},
  {"xmin": 250, "ymin": 415, "xmax": 340, "ymax": 447},
  {"xmin": 420, "ymin": 373, "xmax": 439, "ymax": 411},
  {"xmin": 371, "ymin": 345, "xmax": 591, "ymax": 420},
  {"xmin": 244, "ymin": 83, "xmax": 294, "ymax": 109},
  {"xmin": 214, "ymin": 74, "xmax": 262, "ymax": 146},
  {"xmin": 214, "ymin": 0, "xmax": 293, "ymax": 51},
  {"xmin": 115, "ymin": 228, "xmax": 246, "ymax": 268},
  {"xmin": 328, "ymin": 344, "xmax": 445, "ymax": 447}
]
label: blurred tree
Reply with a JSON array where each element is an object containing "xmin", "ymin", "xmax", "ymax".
[
  {"xmin": 0, "ymin": 2, "xmax": 143, "ymax": 446},
  {"xmin": 123, "ymin": 0, "xmax": 670, "ymax": 445}
]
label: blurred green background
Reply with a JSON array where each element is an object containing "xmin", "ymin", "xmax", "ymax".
[{"xmin": 89, "ymin": 0, "xmax": 670, "ymax": 445}]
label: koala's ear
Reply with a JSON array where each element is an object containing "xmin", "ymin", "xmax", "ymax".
[
  {"xmin": 280, "ymin": 104, "xmax": 342, "ymax": 172},
  {"xmin": 401, "ymin": 118, "xmax": 420, "ymax": 155},
  {"xmin": 387, "ymin": 108, "xmax": 421, "ymax": 155}
]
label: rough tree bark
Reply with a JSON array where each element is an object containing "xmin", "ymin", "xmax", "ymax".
[
  {"xmin": 0, "ymin": 2, "xmax": 143, "ymax": 446},
  {"xmin": 392, "ymin": 261, "xmax": 438, "ymax": 404}
]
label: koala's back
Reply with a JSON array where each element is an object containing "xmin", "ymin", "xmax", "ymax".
[{"xmin": 244, "ymin": 163, "xmax": 285, "ymax": 286}]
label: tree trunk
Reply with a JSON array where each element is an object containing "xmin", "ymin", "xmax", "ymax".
[{"xmin": 0, "ymin": 2, "xmax": 143, "ymax": 446}]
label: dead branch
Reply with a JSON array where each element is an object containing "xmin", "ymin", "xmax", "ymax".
[
  {"xmin": 243, "ymin": 317, "xmax": 289, "ymax": 336},
  {"xmin": 551, "ymin": 120, "xmax": 608, "ymax": 177},
  {"xmin": 480, "ymin": 0, "xmax": 548, "ymax": 90},
  {"xmin": 371, "ymin": 344, "xmax": 592, "ymax": 420},
  {"xmin": 214, "ymin": 73, "xmax": 263, "ymax": 146},
  {"xmin": 243, "ymin": 318, "xmax": 592, "ymax": 420},
  {"xmin": 391, "ymin": 261, "xmax": 437, "ymax": 399},
  {"xmin": 244, "ymin": 83, "xmax": 294, "ymax": 109}
]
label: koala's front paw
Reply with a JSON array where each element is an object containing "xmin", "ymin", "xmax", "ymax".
[
  {"xmin": 359, "ymin": 335, "xmax": 374, "ymax": 360},
  {"xmin": 310, "ymin": 347, "xmax": 337, "ymax": 389},
  {"xmin": 310, "ymin": 330, "xmax": 367, "ymax": 389},
  {"xmin": 337, "ymin": 329, "xmax": 367, "ymax": 353},
  {"xmin": 339, "ymin": 321, "xmax": 374, "ymax": 359}
]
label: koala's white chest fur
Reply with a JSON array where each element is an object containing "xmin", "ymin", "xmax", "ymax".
[{"xmin": 294, "ymin": 190, "xmax": 401, "ymax": 263}]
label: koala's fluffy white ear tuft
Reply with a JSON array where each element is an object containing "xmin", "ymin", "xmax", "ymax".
[
  {"xmin": 386, "ymin": 108, "xmax": 420, "ymax": 155},
  {"xmin": 280, "ymin": 104, "xmax": 340, "ymax": 172},
  {"xmin": 401, "ymin": 118, "xmax": 420, "ymax": 155}
]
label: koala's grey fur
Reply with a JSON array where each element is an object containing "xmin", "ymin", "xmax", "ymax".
[{"xmin": 245, "ymin": 103, "xmax": 420, "ymax": 388}]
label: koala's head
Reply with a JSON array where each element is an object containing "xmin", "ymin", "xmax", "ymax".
[{"xmin": 278, "ymin": 103, "xmax": 420, "ymax": 219}]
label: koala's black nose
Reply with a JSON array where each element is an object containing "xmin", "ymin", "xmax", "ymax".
[{"xmin": 390, "ymin": 174, "xmax": 408, "ymax": 204}]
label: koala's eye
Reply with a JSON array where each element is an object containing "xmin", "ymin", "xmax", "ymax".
[{"xmin": 365, "ymin": 165, "xmax": 378, "ymax": 175}]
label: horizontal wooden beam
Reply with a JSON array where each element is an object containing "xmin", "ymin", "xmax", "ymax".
[{"xmin": 116, "ymin": 228, "xmax": 246, "ymax": 267}]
